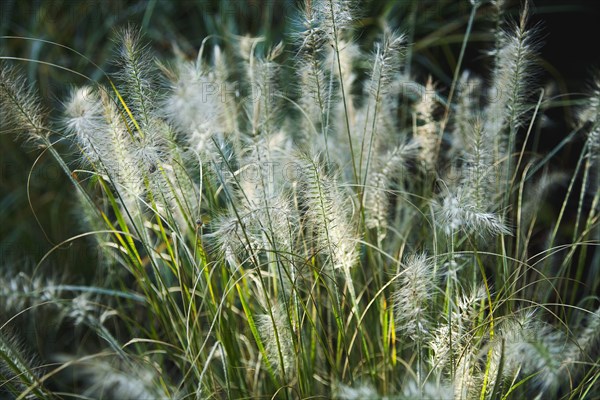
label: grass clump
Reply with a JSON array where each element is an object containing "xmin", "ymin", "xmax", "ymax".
[{"xmin": 1, "ymin": 0, "xmax": 598, "ymax": 398}]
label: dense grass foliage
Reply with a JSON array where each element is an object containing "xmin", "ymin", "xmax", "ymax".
[{"xmin": 1, "ymin": 0, "xmax": 599, "ymax": 399}]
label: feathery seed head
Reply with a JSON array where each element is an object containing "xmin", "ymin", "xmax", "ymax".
[
  {"xmin": 256, "ymin": 303, "xmax": 295, "ymax": 378},
  {"xmin": 65, "ymin": 86, "xmax": 102, "ymax": 129},
  {"xmin": 0, "ymin": 331, "xmax": 43, "ymax": 396},
  {"xmin": 134, "ymin": 118, "xmax": 168, "ymax": 171},
  {"xmin": 579, "ymin": 75, "xmax": 600, "ymax": 198},
  {"xmin": 299, "ymin": 0, "xmax": 357, "ymax": 47},
  {"xmin": 164, "ymin": 61, "xmax": 228, "ymax": 155},
  {"xmin": 0, "ymin": 65, "xmax": 47, "ymax": 145},
  {"xmin": 560, "ymin": 305, "xmax": 600, "ymax": 388},
  {"xmin": 364, "ymin": 144, "xmax": 416, "ymax": 236},
  {"xmin": 64, "ymin": 84, "xmax": 146, "ymax": 209},
  {"xmin": 489, "ymin": 311, "xmax": 565, "ymax": 395},
  {"xmin": 393, "ymin": 253, "xmax": 435, "ymax": 342},
  {"xmin": 336, "ymin": 383, "xmax": 378, "ymax": 399},
  {"xmin": 321, "ymin": 0, "xmax": 356, "ymax": 32},
  {"xmin": 68, "ymin": 358, "xmax": 169, "ymax": 400},
  {"xmin": 207, "ymin": 212, "xmax": 262, "ymax": 268},
  {"xmin": 0, "ymin": 271, "xmax": 62, "ymax": 319},
  {"xmin": 485, "ymin": 1, "xmax": 539, "ymax": 143},
  {"xmin": 430, "ymin": 285, "xmax": 485, "ymax": 374},
  {"xmin": 413, "ymin": 77, "xmax": 439, "ymax": 170},
  {"xmin": 460, "ymin": 120, "xmax": 496, "ymax": 200},
  {"xmin": 368, "ymin": 29, "xmax": 405, "ymax": 96},
  {"xmin": 578, "ymin": 75, "xmax": 600, "ymax": 125},
  {"xmin": 64, "ymin": 86, "xmax": 106, "ymax": 163},
  {"xmin": 401, "ymin": 379, "xmax": 454, "ymax": 400},
  {"xmin": 298, "ymin": 157, "xmax": 358, "ymax": 272},
  {"xmin": 453, "ymin": 355, "xmax": 481, "ymax": 400},
  {"xmin": 297, "ymin": 62, "xmax": 329, "ymax": 130},
  {"xmin": 436, "ymin": 118, "xmax": 510, "ymax": 237},
  {"xmin": 437, "ymin": 189, "xmax": 510, "ymax": 237},
  {"xmin": 451, "ymin": 72, "xmax": 483, "ymax": 154},
  {"xmin": 114, "ymin": 27, "xmax": 157, "ymax": 124},
  {"xmin": 67, "ymin": 293, "xmax": 99, "ymax": 326}
]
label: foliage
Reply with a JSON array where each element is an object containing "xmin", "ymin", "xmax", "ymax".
[{"xmin": 1, "ymin": 0, "xmax": 599, "ymax": 399}]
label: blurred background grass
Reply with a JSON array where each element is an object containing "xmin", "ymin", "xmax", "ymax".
[{"xmin": 1, "ymin": 0, "xmax": 598, "ymax": 280}]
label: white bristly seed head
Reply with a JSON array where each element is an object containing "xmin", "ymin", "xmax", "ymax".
[
  {"xmin": 256, "ymin": 303, "xmax": 295, "ymax": 379},
  {"xmin": 0, "ymin": 65, "xmax": 47, "ymax": 145},
  {"xmin": 298, "ymin": 157, "xmax": 358, "ymax": 272},
  {"xmin": 393, "ymin": 253, "xmax": 435, "ymax": 343}
]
